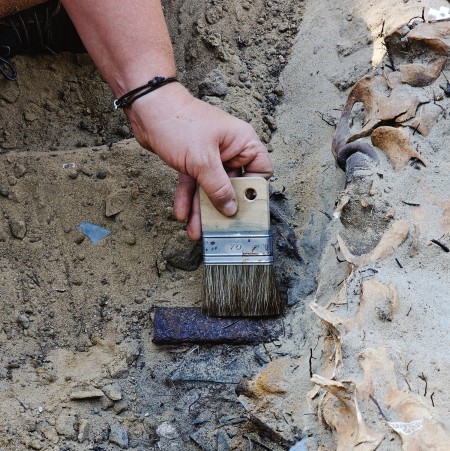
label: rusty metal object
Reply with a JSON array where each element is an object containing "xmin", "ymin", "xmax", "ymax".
[{"xmin": 153, "ymin": 307, "xmax": 284, "ymax": 344}]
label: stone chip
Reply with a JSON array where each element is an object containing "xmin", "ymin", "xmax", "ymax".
[{"xmin": 69, "ymin": 387, "xmax": 104, "ymax": 400}]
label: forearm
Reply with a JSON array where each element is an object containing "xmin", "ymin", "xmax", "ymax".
[
  {"xmin": 62, "ymin": 0, "xmax": 271, "ymax": 239},
  {"xmin": 61, "ymin": 0, "xmax": 176, "ymax": 96}
]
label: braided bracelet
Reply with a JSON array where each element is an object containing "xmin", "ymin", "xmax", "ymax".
[{"xmin": 113, "ymin": 76, "xmax": 178, "ymax": 109}]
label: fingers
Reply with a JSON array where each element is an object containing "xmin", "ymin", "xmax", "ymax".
[
  {"xmin": 196, "ymin": 162, "xmax": 238, "ymax": 217},
  {"xmin": 242, "ymin": 147, "xmax": 273, "ymax": 179},
  {"xmin": 187, "ymin": 187, "xmax": 201, "ymax": 240},
  {"xmin": 173, "ymin": 173, "xmax": 196, "ymax": 221},
  {"xmin": 225, "ymin": 168, "xmax": 242, "ymax": 178},
  {"xmin": 223, "ymin": 149, "xmax": 274, "ymax": 179},
  {"xmin": 221, "ymin": 129, "xmax": 273, "ymax": 179}
]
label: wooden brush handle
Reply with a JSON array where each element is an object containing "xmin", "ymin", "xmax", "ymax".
[{"xmin": 200, "ymin": 177, "xmax": 269, "ymax": 233}]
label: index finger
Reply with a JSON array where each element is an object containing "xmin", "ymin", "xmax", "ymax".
[
  {"xmin": 242, "ymin": 149, "xmax": 273, "ymax": 179},
  {"xmin": 222, "ymin": 144, "xmax": 273, "ymax": 179}
]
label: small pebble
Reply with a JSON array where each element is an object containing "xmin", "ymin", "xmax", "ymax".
[
  {"xmin": 18, "ymin": 314, "xmax": 30, "ymax": 329},
  {"xmin": 102, "ymin": 383, "xmax": 122, "ymax": 401},
  {"xmin": 274, "ymin": 86, "xmax": 284, "ymax": 96},
  {"xmin": 156, "ymin": 422, "xmax": 178, "ymax": 440},
  {"xmin": 0, "ymin": 185, "xmax": 9, "ymax": 197},
  {"xmin": 239, "ymin": 73, "xmax": 248, "ymax": 82},
  {"xmin": 113, "ymin": 401, "xmax": 128, "ymax": 415},
  {"xmin": 28, "ymin": 439, "xmax": 43, "ymax": 450},
  {"xmin": 24, "ymin": 112, "xmax": 38, "ymax": 122}
]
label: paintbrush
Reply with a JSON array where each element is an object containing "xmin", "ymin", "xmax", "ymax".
[{"xmin": 200, "ymin": 177, "xmax": 283, "ymax": 317}]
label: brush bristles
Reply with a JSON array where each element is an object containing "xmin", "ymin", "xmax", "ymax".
[{"xmin": 202, "ymin": 265, "xmax": 283, "ymax": 317}]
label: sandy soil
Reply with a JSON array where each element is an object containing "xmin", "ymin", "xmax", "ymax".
[{"xmin": 0, "ymin": 0, "xmax": 449, "ymax": 450}]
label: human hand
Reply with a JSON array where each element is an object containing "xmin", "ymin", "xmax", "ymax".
[{"xmin": 126, "ymin": 82, "xmax": 273, "ymax": 240}]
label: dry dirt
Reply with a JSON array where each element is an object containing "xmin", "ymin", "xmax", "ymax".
[{"xmin": 0, "ymin": 0, "xmax": 449, "ymax": 450}]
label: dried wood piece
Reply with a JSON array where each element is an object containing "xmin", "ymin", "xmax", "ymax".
[
  {"xmin": 332, "ymin": 20, "xmax": 449, "ymax": 168},
  {"xmin": 308, "ymin": 303, "xmax": 343, "ymax": 399},
  {"xmin": 332, "ymin": 76, "xmax": 428, "ymax": 158},
  {"xmin": 406, "ymin": 102, "xmax": 444, "ymax": 136},
  {"xmin": 385, "ymin": 21, "xmax": 450, "ymax": 61},
  {"xmin": 371, "ymin": 126, "xmax": 427, "ymax": 171},
  {"xmin": 399, "ymin": 59, "xmax": 446, "ymax": 87},
  {"xmin": 406, "ymin": 21, "xmax": 450, "ymax": 56},
  {"xmin": 312, "ymin": 375, "xmax": 384, "ymax": 450}
]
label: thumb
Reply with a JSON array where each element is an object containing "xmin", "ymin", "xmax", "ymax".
[{"xmin": 197, "ymin": 163, "xmax": 237, "ymax": 217}]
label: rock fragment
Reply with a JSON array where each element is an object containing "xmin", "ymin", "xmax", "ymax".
[
  {"xmin": 105, "ymin": 190, "xmax": 129, "ymax": 217},
  {"xmin": 122, "ymin": 231, "xmax": 136, "ymax": 246},
  {"xmin": 123, "ymin": 339, "xmax": 141, "ymax": 364},
  {"xmin": 72, "ymin": 230, "xmax": 85, "ymax": 244},
  {"xmin": 162, "ymin": 232, "xmax": 202, "ymax": 271},
  {"xmin": 13, "ymin": 163, "xmax": 27, "ymax": 178},
  {"xmin": 28, "ymin": 439, "xmax": 43, "ymax": 450},
  {"xmin": 199, "ymin": 69, "xmax": 229, "ymax": 97},
  {"xmin": 102, "ymin": 383, "xmax": 122, "ymax": 401},
  {"xmin": 42, "ymin": 426, "xmax": 59, "ymax": 444},
  {"xmin": 108, "ymin": 358, "xmax": 128, "ymax": 379},
  {"xmin": 406, "ymin": 103, "xmax": 443, "ymax": 136},
  {"xmin": 156, "ymin": 422, "xmax": 179, "ymax": 440},
  {"xmin": 17, "ymin": 314, "xmax": 31, "ymax": 329},
  {"xmin": 55, "ymin": 412, "xmax": 76, "ymax": 439},
  {"xmin": 78, "ymin": 419, "xmax": 91, "ymax": 442},
  {"xmin": 69, "ymin": 387, "xmax": 104, "ymax": 400},
  {"xmin": 113, "ymin": 400, "xmax": 128, "ymax": 414},
  {"xmin": 0, "ymin": 185, "xmax": 9, "ymax": 197},
  {"xmin": 109, "ymin": 424, "xmax": 129, "ymax": 449},
  {"xmin": 10, "ymin": 219, "xmax": 26, "ymax": 239}
]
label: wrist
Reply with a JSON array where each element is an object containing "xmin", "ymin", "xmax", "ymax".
[
  {"xmin": 124, "ymin": 81, "xmax": 195, "ymax": 148},
  {"xmin": 111, "ymin": 61, "xmax": 177, "ymax": 98},
  {"xmin": 114, "ymin": 76, "xmax": 178, "ymax": 109}
]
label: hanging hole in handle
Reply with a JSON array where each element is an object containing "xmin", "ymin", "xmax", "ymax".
[{"xmin": 244, "ymin": 188, "xmax": 257, "ymax": 201}]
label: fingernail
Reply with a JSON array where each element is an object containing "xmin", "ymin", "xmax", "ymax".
[{"xmin": 222, "ymin": 200, "xmax": 237, "ymax": 216}]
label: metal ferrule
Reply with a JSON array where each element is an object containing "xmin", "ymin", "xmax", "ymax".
[{"xmin": 203, "ymin": 232, "xmax": 273, "ymax": 266}]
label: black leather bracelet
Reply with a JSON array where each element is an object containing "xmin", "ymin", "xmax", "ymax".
[{"xmin": 113, "ymin": 76, "xmax": 178, "ymax": 110}]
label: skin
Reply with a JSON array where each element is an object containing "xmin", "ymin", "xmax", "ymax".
[{"xmin": 61, "ymin": 0, "xmax": 273, "ymax": 240}]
